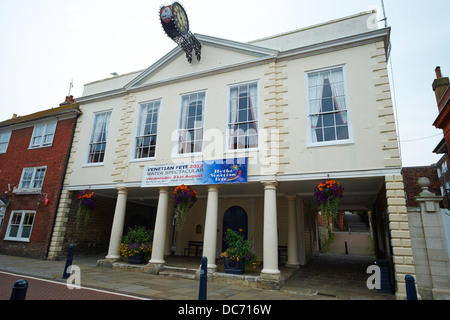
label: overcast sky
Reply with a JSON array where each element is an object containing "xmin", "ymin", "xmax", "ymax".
[{"xmin": 0, "ymin": 0, "xmax": 448, "ymax": 167}]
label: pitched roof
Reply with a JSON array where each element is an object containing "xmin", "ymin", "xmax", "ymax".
[{"xmin": 0, "ymin": 103, "xmax": 80, "ymax": 128}]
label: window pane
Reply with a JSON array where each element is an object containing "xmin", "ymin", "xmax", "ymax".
[
  {"xmin": 88, "ymin": 112, "xmax": 111, "ymax": 163},
  {"xmin": 21, "ymin": 226, "xmax": 32, "ymax": 239},
  {"xmin": 9, "ymin": 225, "xmax": 19, "ymax": 238},
  {"xmin": 178, "ymin": 93, "xmax": 204, "ymax": 154},
  {"xmin": 308, "ymin": 67, "xmax": 349, "ymax": 144},
  {"xmin": 135, "ymin": 102, "xmax": 159, "ymax": 159},
  {"xmin": 228, "ymin": 82, "xmax": 259, "ymax": 150}
]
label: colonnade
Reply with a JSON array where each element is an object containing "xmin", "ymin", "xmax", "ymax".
[{"xmin": 104, "ymin": 180, "xmax": 302, "ymax": 285}]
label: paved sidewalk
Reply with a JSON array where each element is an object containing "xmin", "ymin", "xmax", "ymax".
[{"xmin": 0, "ymin": 233, "xmax": 394, "ymax": 300}]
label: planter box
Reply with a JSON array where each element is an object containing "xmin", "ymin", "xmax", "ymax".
[{"xmin": 224, "ymin": 259, "xmax": 244, "ymax": 274}]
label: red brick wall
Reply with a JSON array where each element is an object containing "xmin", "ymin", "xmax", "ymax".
[
  {"xmin": 0, "ymin": 116, "xmax": 77, "ymax": 259},
  {"xmin": 401, "ymin": 166, "xmax": 441, "ymax": 207}
]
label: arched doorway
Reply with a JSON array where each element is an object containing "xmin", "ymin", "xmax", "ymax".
[{"xmin": 222, "ymin": 206, "xmax": 248, "ymax": 251}]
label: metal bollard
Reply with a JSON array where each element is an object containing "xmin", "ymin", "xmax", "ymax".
[
  {"xmin": 10, "ymin": 279, "xmax": 28, "ymax": 300},
  {"xmin": 405, "ymin": 275, "xmax": 418, "ymax": 300},
  {"xmin": 62, "ymin": 244, "xmax": 75, "ymax": 279},
  {"xmin": 198, "ymin": 256, "xmax": 207, "ymax": 300},
  {"xmin": 345, "ymin": 241, "xmax": 348, "ymax": 254}
]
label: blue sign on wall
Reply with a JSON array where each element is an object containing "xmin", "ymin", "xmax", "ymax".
[{"xmin": 142, "ymin": 158, "xmax": 247, "ymax": 187}]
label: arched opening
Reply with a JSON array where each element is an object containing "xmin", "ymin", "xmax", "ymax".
[{"xmin": 222, "ymin": 206, "xmax": 248, "ymax": 251}]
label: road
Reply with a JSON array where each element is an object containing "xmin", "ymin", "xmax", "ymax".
[{"xmin": 0, "ymin": 270, "xmax": 149, "ymax": 300}]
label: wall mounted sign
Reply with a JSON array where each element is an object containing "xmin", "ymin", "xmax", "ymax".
[
  {"xmin": 142, "ymin": 158, "xmax": 248, "ymax": 187},
  {"xmin": 159, "ymin": 2, "xmax": 202, "ymax": 63}
]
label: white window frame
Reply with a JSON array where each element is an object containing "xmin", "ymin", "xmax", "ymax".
[
  {"xmin": 29, "ymin": 121, "xmax": 57, "ymax": 149},
  {"xmin": 226, "ymin": 81, "xmax": 260, "ymax": 152},
  {"xmin": 15, "ymin": 166, "xmax": 47, "ymax": 194},
  {"xmin": 86, "ymin": 111, "xmax": 112, "ymax": 165},
  {"xmin": 133, "ymin": 100, "xmax": 161, "ymax": 160},
  {"xmin": 305, "ymin": 65, "xmax": 353, "ymax": 147},
  {"xmin": 0, "ymin": 131, "xmax": 11, "ymax": 154},
  {"xmin": 176, "ymin": 91, "xmax": 206, "ymax": 156},
  {"xmin": 4, "ymin": 210, "xmax": 36, "ymax": 242}
]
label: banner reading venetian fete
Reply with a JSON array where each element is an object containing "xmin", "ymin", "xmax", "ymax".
[{"xmin": 141, "ymin": 158, "xmax": 248, "ymax": 187}]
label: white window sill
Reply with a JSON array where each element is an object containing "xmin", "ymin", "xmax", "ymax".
[
  {"xmin": 307, "ymin": 139, "xmax": 354, "ymax": 148},
  {"xmin": 13, "ymin": 188, "xmax": 42, "ymax": 195}
]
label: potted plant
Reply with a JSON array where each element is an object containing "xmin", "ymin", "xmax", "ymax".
[
  {"xmin": 119, "ymin": 226, "xmax": 153, "ymax": 264},
  {"xmin": 218, "ymin": 229, "xmax": 260, "ymax": 274}
]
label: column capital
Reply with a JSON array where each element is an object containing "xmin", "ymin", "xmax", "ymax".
[
  {"xmin": 261, "ymin": 179, "xmax": 277, "ymax": 188},
  {"xmin": 285, "ymin": 194, "xmax": 297, "ymax": 201},
  {"xmin": 207, "ymin": 185, "xmax": 220, "ymax": 192},
  {"xmin": 115, "ymin": 186, "xmax": 128, "ymax": 194},
  {"xmin": 158, "ymin": 187, "xmax": 170, "ymax": 193}
]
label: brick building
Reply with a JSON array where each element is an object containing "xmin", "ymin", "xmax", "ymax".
[
  {"xmin": 432, "ymin": 66, "xmax": 450, "ymax": 208},
  {"xmin": 0, "ymin": 98, "xmax": 80, "ymax": 258},
  {"xmin": 433, "ymin": 67, "xmax": 450, "ymax": 153}
]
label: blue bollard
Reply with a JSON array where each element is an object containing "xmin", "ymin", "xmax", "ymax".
[
  {"xmin": 62, "ymin": 244, "xmax": 75, "ymax": 279},
  {"xmin": 198, "ymin": 256, "xmax": 207, "ymax": 300},
  {"xmin": 405, "ymin": 275, "xmax": 418, "ymax": 300},
  {"xmin": 10, "ymin": 279, "xmax": 28, "ymax": 300}
]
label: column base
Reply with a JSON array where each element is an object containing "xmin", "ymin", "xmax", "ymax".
[
  {"xmin": 97, "ymin": 257, "xmax": 120, "ymax": 268},
  {"xmin": 285, "ymin": 261, "xmax": 300, "ymax": 269},
  {"xmin": 144, "ymin": 261, "xmax": 165, "ymax": 275},
  {"xmin": 257, "ymin": 273, "xmax": 285, "ymax": 290}
]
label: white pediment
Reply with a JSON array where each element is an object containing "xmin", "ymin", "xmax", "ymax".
[{"xmin": 126, "ymin": 34, "xmax": 278, "ymax": 89}]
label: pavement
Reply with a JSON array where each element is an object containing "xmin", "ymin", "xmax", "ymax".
[{"xmin": 0, "ymin": 232, "xmax": 395, "ymax": 301}]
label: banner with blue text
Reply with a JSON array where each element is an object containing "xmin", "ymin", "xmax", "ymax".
[{"xmin": 141, "ymin": 158, "xmax": 247, "ymax": 187}]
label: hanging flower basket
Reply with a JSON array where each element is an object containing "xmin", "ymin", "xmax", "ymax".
[
  {"xmin": 173, "ymin": 184, "xmax": 198, "ymax": 231},
  {"xmin": 76, "ymin": 189, "xmax": 96, "ymax": 228},
  {"xmin": 314, "ymin": 180, "xmax": 344, "ymax": 223}
]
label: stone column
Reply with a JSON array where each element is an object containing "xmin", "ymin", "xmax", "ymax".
[
  {"xmin": 203, "ymin": 185, "xmax": 220, "ymax": 272},
  {"xmin": 146, "ymin": 187, "xmax": 170, "ymax": 274},
  {"xmin": 258, "ymin": 179, "xmax": 283, "ymax": 289},
  {"xmin": 106, "ymin": 187, "xmax": 128, "ymax": 260},
  {"xmin": 285, "ymin": 195, "xmax": 299, "ymax": 268},
  {"xmin": 297, "ymin": 197, "xmax": 307, "ymax": 266}
]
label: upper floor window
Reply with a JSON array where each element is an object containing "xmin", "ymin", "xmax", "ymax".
[
  {"xmin": 0, "ymin": 131, "xmax": 11, "ymax": 153},
  {"xmin": 135, "ymin": 100, "xmax": 160, "ymax": 159},
  {"xmin": 16, "ymin": 166, "xmax": 46, "ymax": 194},
  {"xmin": 30, "ymin": 121, "xmax": 57, "ymax": 148},
  {"xmin": 307, "ymin": 66, "xmax": 351, "ymax": 146},
  {"xmin": 227, "ymin": 82, "xmax": 259, "ymax": 150},
  {"xmin": 87, "ymin": 111, "xmax": 111, "ymax": 164},
  {"xmin": 177, "ymin": 91, "xmax": 205, "ymax": 154},
  {"xmin": 5, "ymin": 210, "xmax": 35, "ymax": 242}
]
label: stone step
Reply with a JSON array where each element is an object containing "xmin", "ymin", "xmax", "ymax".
[{"xmin": 159, "ymin": 266, "xmax": 198, "ymax": 280}]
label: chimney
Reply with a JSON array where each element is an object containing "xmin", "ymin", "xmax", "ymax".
[
  {"xmin": 432, "ymin": 66, "xmax": 450, "ymax": 105},
  {"xmin": 60, "ymin": 95, "xmax": 76, "ymax": 106}
]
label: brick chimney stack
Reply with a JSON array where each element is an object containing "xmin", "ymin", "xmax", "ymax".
[
  {"xmin": 60, "ymin": 95, "xmax": 76, "ymax": 106},
  {"xmin": 432, "ymin": 66, "xmax": 450, "ymax": 108}
]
